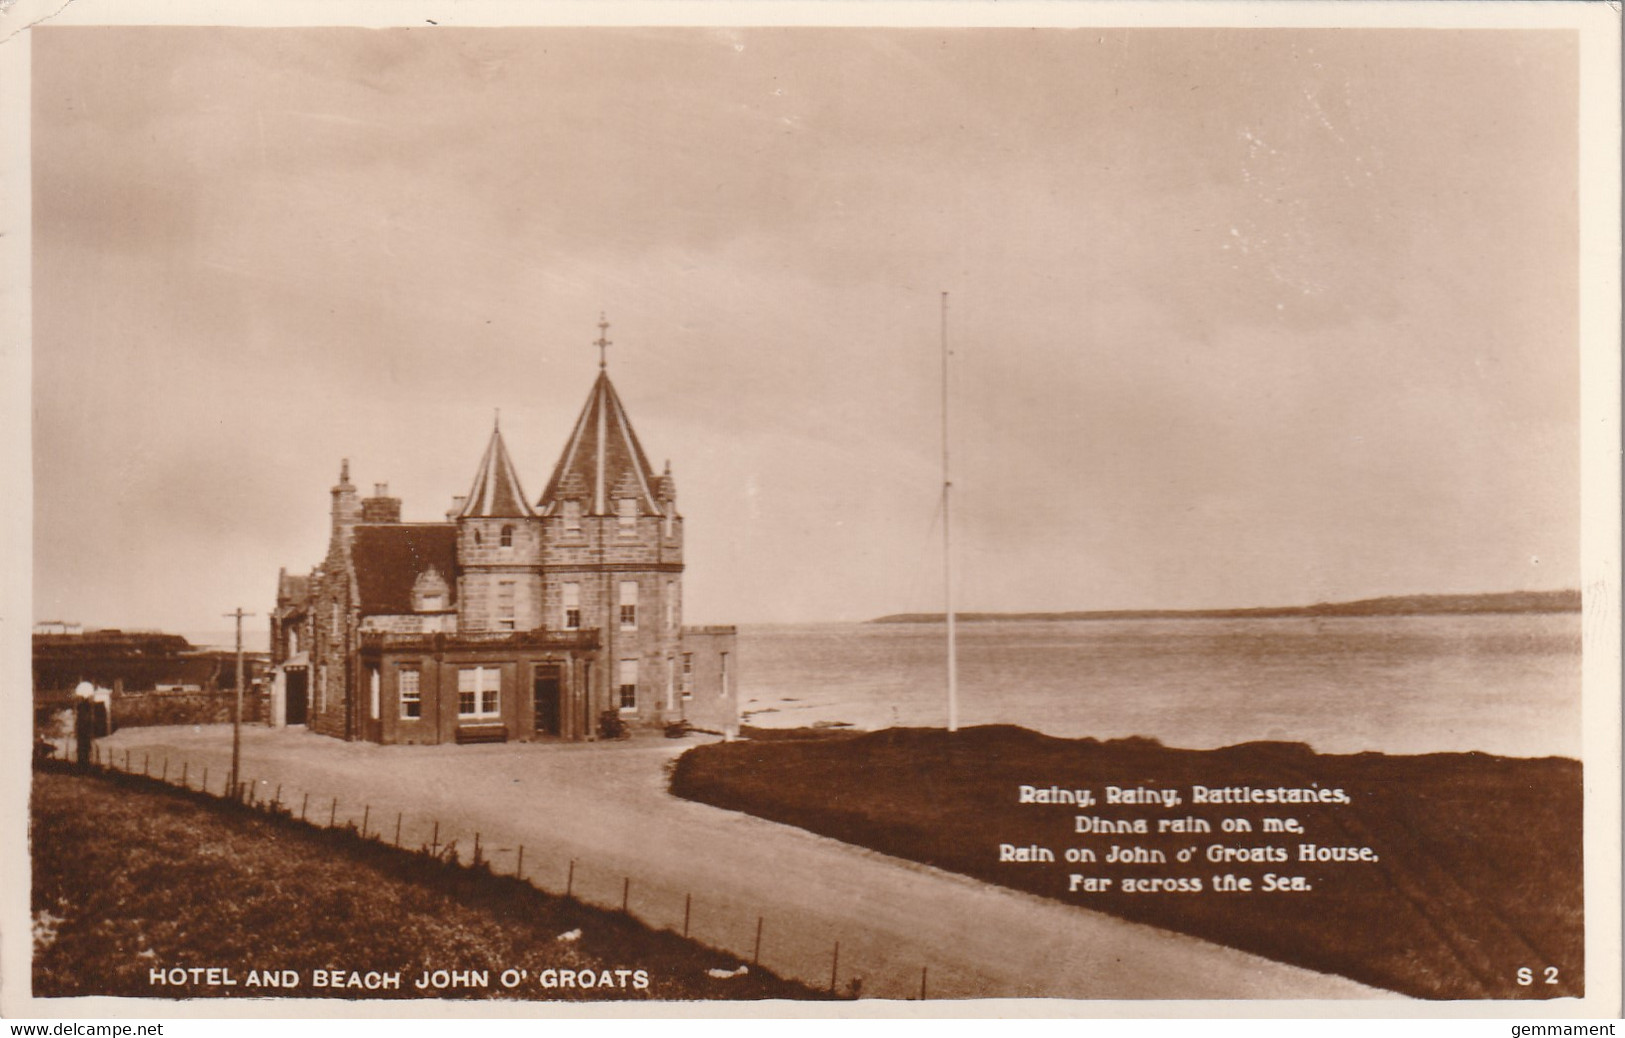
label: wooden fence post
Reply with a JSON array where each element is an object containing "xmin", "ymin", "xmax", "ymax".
[
  {"xmin": 161, "ymin": 758, "xmax": 168, "ymax": 782},
  {"xmin": 920, "ymin": 967, "xmax": 928, "ymax": 1001},
  {"xmin": 753, "ymin": 916, "xmax": 763, "ymax": 965},
  {"xmin": 394, "ymin": 813, "xmax": 402, "ymax": 847},
  {"xmin": 330, "ymin": 797, "xmax": 338, "ymax": 828},
  {"xmin": 830, "ymin": 941, "xmax": 839, "ymax": 993},
  {"xmin": 300, "ymin": 793, "xmax": 309, "ymax": 822},
  {"xmin": 362, "ymin": 805, "xmax": 371, "ymax": 839},
  {"xmin": 180, "ymin": 761, "xmax": 188, "ymax": 788},
  {"xmin": 621, "ymin": 877, "xmax": 629, "ymax": 913},
  {"xmin": 202, "ymin": 766, "xmax": 208, "ymax": 793},
  {"xmin": 516, "ymin": 845, "xmax": 524, "ymax": 879},
  {"xmin": 683, "ymin": 894, "xmax": 691, "ymax": 938},
  {"xmin": 431, "ymin": 820, "xmax": 440, "ymax": 857},
  {"xmin": 566, "ymin": 859, "xmax": 575, "ymax": 898}
]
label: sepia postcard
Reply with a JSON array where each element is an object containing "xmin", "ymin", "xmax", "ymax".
[{"xmin": 1, "ymin": 0, "xmax": 1619, "ymax": 1023}]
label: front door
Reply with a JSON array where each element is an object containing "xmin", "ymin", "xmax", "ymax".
[
  {"xmin": 286, "ymin": 670, "xmax": 308, "ymax": 726},
  {"xmin": 533, "ymin": 666, "xmax": 562, "ymax": 737}
]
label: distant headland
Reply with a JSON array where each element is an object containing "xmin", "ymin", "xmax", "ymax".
[{"xmin": 868, "ymin": 589, "xmax": 1581, "ymax": 625}]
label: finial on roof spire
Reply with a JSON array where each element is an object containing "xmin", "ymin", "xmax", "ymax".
[
  {"xmin": 595, "ymin": 313, "xmax": 612, "ymax": 371},
  {"xmin": 340, "ymin": 458, "xmax": 350, "ymax": 483}
]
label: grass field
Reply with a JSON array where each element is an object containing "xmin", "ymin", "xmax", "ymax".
[
  {"xmin": 670, "ymin": 726, "xmax": 1584, "ymax": 1000},
  {"xmin": 30, "ymin": 765, "xmax": 822, "ymax": 1001}
]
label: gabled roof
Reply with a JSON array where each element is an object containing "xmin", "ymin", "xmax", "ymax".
[
  {"xmin": 277, "ymin": 570, "xmax": 310, "ymax": 609},
  {"xmin": 350, "ymin": 524, "xmax": 458, "ymax": 616},
  {"xmin": 459, "ymin": 423, "xmax": 535, "ymax": 519},
  {"xmin": 537, "ymin": 371, "xmax": 663, "ymax": 516}
]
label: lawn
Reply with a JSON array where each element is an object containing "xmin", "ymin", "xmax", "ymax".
[
  {"xmin": 31, "ymin": 765, "xmax": 821, "ymax": 1001},
  {"xmin": 670, "ymin": 725, "xmax": 1583, "ymax": 1000}
]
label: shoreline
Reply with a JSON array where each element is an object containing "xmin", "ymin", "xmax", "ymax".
[{"xmin": 867, "ymin": 589, "xmax": 1582, "ymax": 625}]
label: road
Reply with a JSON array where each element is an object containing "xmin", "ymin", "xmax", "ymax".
[{"xmin": 90, "ymin": 725, "xmax": 1394, "ymax": 1002}]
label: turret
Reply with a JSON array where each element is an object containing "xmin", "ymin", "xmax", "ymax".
[
  {"xmin": 534, "ymin": 317, "xmax": 684, "ymax": 726},
  {"xmin": 455, "ymin": 420, "xmax": 542, "ymax": 633}
]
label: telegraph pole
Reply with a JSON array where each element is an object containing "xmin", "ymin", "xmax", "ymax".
[
  {"xmin": 942, "ymin": 291, "xmax": 958, "ymax": 734},
  {"xmin": 224, "ymin": 607, "xmax": 255, "ymax": 798}
]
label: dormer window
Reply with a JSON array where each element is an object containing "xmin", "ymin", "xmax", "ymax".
[
  {"xmin": 563, "ymin": 500, "xmax": 582, "ymax": 534},
  {"xmin": 617, "ymin": 496, "xmax": 637, "ymax": 534},
  {"xmin": 412, "ymin": 566, "xmax": 451, "ymax": 614},
  {"xmin": 500, "ymin": 524, "xmax": 515, "ymax": 548}
]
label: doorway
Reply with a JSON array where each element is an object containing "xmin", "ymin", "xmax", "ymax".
[
  {"xmin": 533, "ymin": 665, "xmax": 562, "ymax": 737},
  {"xmin": 286, "ymin": 669, "xmax": 308, "ymax": 726}
]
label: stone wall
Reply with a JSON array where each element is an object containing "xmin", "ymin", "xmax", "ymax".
[{"xmin": 111, "ymin": 688, "xmax": 271, "ymax": 728}]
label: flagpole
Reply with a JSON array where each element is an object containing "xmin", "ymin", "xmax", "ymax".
[{"xmin": 942, "ymin": 291, "xmax": 958, "ymax": 734}]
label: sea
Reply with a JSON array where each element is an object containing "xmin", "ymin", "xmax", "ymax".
[{"xmin": 735, "ymin": 613, "xmax": 1584, "ymax": 759}]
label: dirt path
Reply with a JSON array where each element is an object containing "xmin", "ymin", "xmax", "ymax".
[{"xmin": 85, "ymin": 726, "xmax": 1394, "ymax": 1002}]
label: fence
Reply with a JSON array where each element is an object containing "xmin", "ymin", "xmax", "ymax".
[{"xmin": 45, "ymin": 737, "xmax": 940, "ymax": 1001}]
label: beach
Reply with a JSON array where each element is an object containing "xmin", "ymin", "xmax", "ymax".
[{"xmin": 736, "ymin": 613, "xmax": 1581, "ymax": 758}]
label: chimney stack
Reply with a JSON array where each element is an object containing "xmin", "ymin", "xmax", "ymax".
[
  {"xmin": 362, "ymin": 480, "xmax": 402, "ymax": 523},
  {"xmin": 330, "ymin": 458, "xmax": 362, "ymax": 544}
]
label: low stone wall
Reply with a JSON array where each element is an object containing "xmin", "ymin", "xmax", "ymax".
[{"xmin": 110, "ymin": 689, "xmax": 270, "ymax": 728}]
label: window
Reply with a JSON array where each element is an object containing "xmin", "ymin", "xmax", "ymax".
[
  {"xmin": 667, "ymin": 580, "xmax": 678, "ymax": 630},
  {"xmin": 719, "ymin": 652, "xmax": 729, "ymax": 698},
  {"xmin": 563, "ymin": 500, "xmax": 582, "ymax": 534},
  {"xmin": 617, "ymin": 496, "xmax": 637, "ymax": 534},
  {"xmin": 500, "ymin": 524, "xmax": 514, "ymax": 548},
  {"xmin": 369, "ymin": 668, "xmax": 380, "ymax": 720},
  {"xmin": 619, "ymin": 581, "xmax": 638, "ymax": 630},
  {"xmin": 399, "ymin": 669, "xmax": 421, "ymax": 719},
  {"xmin": 618, "ymin": 658, "xmax": 638, "ymax": 712},
  {"xmin": 563, "ymin": 582, "xmax": 581, "ymax": 630},
  {"xmin": 474, "ymin": 529, "xmax": 482, "ymax": 546},
  {"xmin": 663, "ymin": 509, "xmax": 674, "ymax": 539},
  {"xmin": 681, "ymin": 653, "xmax": 693, "ymax": 698},
  {"xmin": 458, "ymin": 666, "xmax": 501, "ymax": 718},
  {"xmin": 421, "ymin": 593, "xmax": 444, "ymax": 611},
  {"xmin": 499, "ymin": 580, "xmax": 516, "ymax": 630}
]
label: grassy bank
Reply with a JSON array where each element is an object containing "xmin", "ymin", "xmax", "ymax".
[
  {"xmin": 671, "ymin": 726, "xmax": 1583, "ymax": 1000},
  {"xmin": 31, "ymin": 765, "xmax": 821, "ymax": 1001}
]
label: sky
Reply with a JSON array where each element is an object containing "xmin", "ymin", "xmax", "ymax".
[{"xmin": 28, "ymin": 24, "xmax": 1582, "ymax": 631}]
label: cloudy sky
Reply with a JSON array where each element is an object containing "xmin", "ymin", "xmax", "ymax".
[{"xmin": 30, "ymin": 24, "xmax": 1581, "ymax": 631}]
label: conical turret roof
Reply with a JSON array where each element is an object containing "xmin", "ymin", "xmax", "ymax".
[
  {"xmin": 459, "ymin": 422, "xmax": 536, "ymax": 519},
  {"xmin": 537, "ymin": 370, "xmax": 662, "ymax": 516}
]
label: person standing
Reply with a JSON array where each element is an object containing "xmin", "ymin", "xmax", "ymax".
[{"xmin": 72, "ymin": 681, "xmax": 96, "ymax": 771}]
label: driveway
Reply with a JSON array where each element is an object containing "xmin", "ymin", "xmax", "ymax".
[{"xmin": 88, "ymin": 725, "xmax": 1392, "ymax": 1002}]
